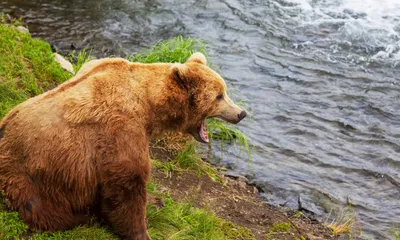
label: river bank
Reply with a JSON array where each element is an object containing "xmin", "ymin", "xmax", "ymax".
[{"xmin": 0, "ymin": 18, "xmax": 341, "ymax": 240}]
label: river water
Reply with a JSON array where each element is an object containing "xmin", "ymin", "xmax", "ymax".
[{"xmin": 1, "ymin": 0, "xmax": 400, "ymax": 238}]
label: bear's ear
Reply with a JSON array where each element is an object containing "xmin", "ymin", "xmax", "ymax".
[
  {"xmin": 171, "ymin": 63, "xmax": 189, "ymax": 91},
  {"xmin": 186, "ymin": 52, "xmax": 207, "ymax": 65}
]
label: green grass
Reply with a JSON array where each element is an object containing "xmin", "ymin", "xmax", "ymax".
[
  {"xmin": 146, "ymin": 182, "xmax": 255, "ymax": 240},
  {"xmin": 147, "ymin": 194, "xmax": 249, "ymax": 240},
  {"xmin": 153, "ymin": 143, "xmax": 220, "ymax": 181},
  {"xmin": 29, "ymin": 225, "xmax": 118, "ymax": 240},
  {"xmin": 0, "ymin": 20, "xmax": 71, "ymax": 118},
  {"xmin": 68, "ymin": 49, "xmax": 94, "ymax": 73},
  {"xmin": 0, "ymin": 211, "xmax": 29, "ymax": 239},
  {"xmin": 129, "ymin": 36, "xmax": 208, "ymax": 64},
  {"xmin": 389, "ymin": 227, "xmax": 400, "ymax": 240},
  {"xmin": 207, "ymin": 118, "xmax": 252, "ymax": 160}
]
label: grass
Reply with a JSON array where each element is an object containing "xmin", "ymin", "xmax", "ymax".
[
  {"xmin": 324, "ymin": 206, "xmax": 360, "ymax": 239},
  {"xmin": 393, "ymin": 227, "xmax": 400, "ymax": 240},
  {"xmin": 0, "ymin": 19, "xmax": 71, "ymax": 118},
  {"xmin": 0, "ymin": 211, "xmax": 29, "ymax": 239},
  {"xmin": 146, "ymin": 184, "xmax": 255, "ymax": 240},
  {"xmin": 129, "ymin": 36, "xmax": 208, "ymax": 64},
  {"xmin": 207, "ymin": 118, "xmax": 252, "ymax": 160},
  {"xmin": 153, "ymin": 143, "xmax": 220, "ymax": 181},
  {"xmin": 0, "ymin": 22, "xmax": 255, "ymax": 239},
  {"xmin": 152, "ymin": 143, "xmax": 219, "ymax": 181},
  {"xmin": 68, "ymin": 49, "xmax": 94, "ymax": 73}
]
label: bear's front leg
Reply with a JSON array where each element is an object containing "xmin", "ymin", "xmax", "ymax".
[{"xmin": 100, "ymin": 160, "xmax": 151, "ymax": 240}]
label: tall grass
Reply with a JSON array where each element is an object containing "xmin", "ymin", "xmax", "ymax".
[
  {"xmin": 129, "ymin": 36, "xmax": 208, "ymax": 64},
  {"xmin": 153, "ymin": 143, "xmax": 220, "ymax": 181}
]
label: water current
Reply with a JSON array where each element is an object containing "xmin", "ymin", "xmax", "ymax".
[{"xmin": 1, "ymin": 0, "xmax": 400, "ymax": 238}]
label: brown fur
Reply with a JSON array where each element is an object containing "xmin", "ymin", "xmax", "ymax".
[{"xmin": 0, "ymin": 53, "xmax": 244, "ymax": 240}]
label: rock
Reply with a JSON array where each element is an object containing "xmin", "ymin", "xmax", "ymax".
[
  {"xmin": 54, "ymin": 53, "xmax": 75, "ymax": 74},
  {"xmin": 16, "ymin": 26, "xmax": 29, "ymax": 34},
  {"xmin": 253, "ymin": 186, "xmax": 258, "ymax": 194}
]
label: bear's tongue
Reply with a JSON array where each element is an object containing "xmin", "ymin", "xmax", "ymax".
[{"xmin": 199, "ymin": 121, "xmax": 209, "ymax": 143}]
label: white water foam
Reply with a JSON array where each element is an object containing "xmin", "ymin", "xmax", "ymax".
[{"xmin": 281, "ymin": 0, "xmax": 400, "ymax": 66}]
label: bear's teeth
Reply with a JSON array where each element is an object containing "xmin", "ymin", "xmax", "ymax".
[{"xmin": 200, "ymin": 121, "xmax": 209, "ymax": 143}]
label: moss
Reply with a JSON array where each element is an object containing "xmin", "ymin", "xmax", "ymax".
[
  {"xmin": 0, "ymin": 22, "xmax": 71, "ymax": 118},
  {"xmin": 265, "ymin": 222, "xmax": 294, "ymax": 240},
  {"xmin": 31, "ymin": 225, "xmax": 118, "ymax": 240},
  {"xmin": 218, "ymin": 220, "xmax": 256, "ymax": 240},
  {"xmin": 0, "ymin": 211, "xmax": 29, "ymax": 239},
  {"xmin": 269, "ymin": 222, "xmax": 292, "ymax": 233},
  {"xmin": 294, "ymin": 237, "xmax": 307, "ymax": 240}
]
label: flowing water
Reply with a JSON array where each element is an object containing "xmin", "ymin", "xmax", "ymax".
[{"xmin": 1, "ymin": 0, "xmax": 400, "ymax": 238}]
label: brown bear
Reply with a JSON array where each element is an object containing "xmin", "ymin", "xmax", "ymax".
[{"xmin": 0, "ymin": 52, "xmax": 246, "ymax": 240}]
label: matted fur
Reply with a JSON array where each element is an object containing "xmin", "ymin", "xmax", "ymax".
[{"xmin": 0, "ymin": 53, "xmax": 244, "ymax": 240}]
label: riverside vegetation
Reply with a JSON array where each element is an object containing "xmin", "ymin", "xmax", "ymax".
[
  {"xmin": 2, "ymin": 17, "xmax": 395, "ymax": 240},
  {"xmin": 0, "ymin": 20, "xmax": 253, "ymax": 240}
]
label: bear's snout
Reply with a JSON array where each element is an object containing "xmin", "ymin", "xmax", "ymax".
[{"xmin": 237, "ymin": 110, "xmax": 247, "ymax": 122}]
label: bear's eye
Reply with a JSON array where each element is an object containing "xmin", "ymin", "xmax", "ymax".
[{"xmin": 216, "ymin": 93, "xmax": 223, "ymax": 100}]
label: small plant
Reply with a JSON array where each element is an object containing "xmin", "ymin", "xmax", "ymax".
[
  {"xmin": 153, "ymin": 159, "xmax": 178, "ymax": 178},
  {"xmin": 153, "ymin": 143, "xmax": 220, "ymax": 181},
  {"xmin": 68, "ymin": 49, "xmax": 94, "ymax": 73},
  {"xmin": 265, "ymin": 222, "xmax": 293, "ymax": 239},
  {"xmin": 324, "ymin": 206, "xmax": 360, "ymax": 238},
  {"xmin": 269, "ymin": 222, "xmax": 292, "ymax": 233},
  {"xmin": 175, "ymin": 143, "xmax": 197, "ymax": 168},
  {"xmin": 129, "ymin": 36, "xmax": 208, "ymax": 64},
  {"xmin": 0, "ymin": 14, "xmax": 23, "ymax": 26},
  {"xmin": 391, "ymin": 226, "xmax": 400, "ymax": 240}
]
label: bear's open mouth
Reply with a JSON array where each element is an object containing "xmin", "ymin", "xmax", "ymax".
[{"xmin": 190, "ymin": 120, "xmax": 209, "ymax": 143}]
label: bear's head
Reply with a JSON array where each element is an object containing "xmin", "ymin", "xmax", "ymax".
[{"xmin": 170, "ymin": 52, "xmax": 247, "ymax": 143}]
